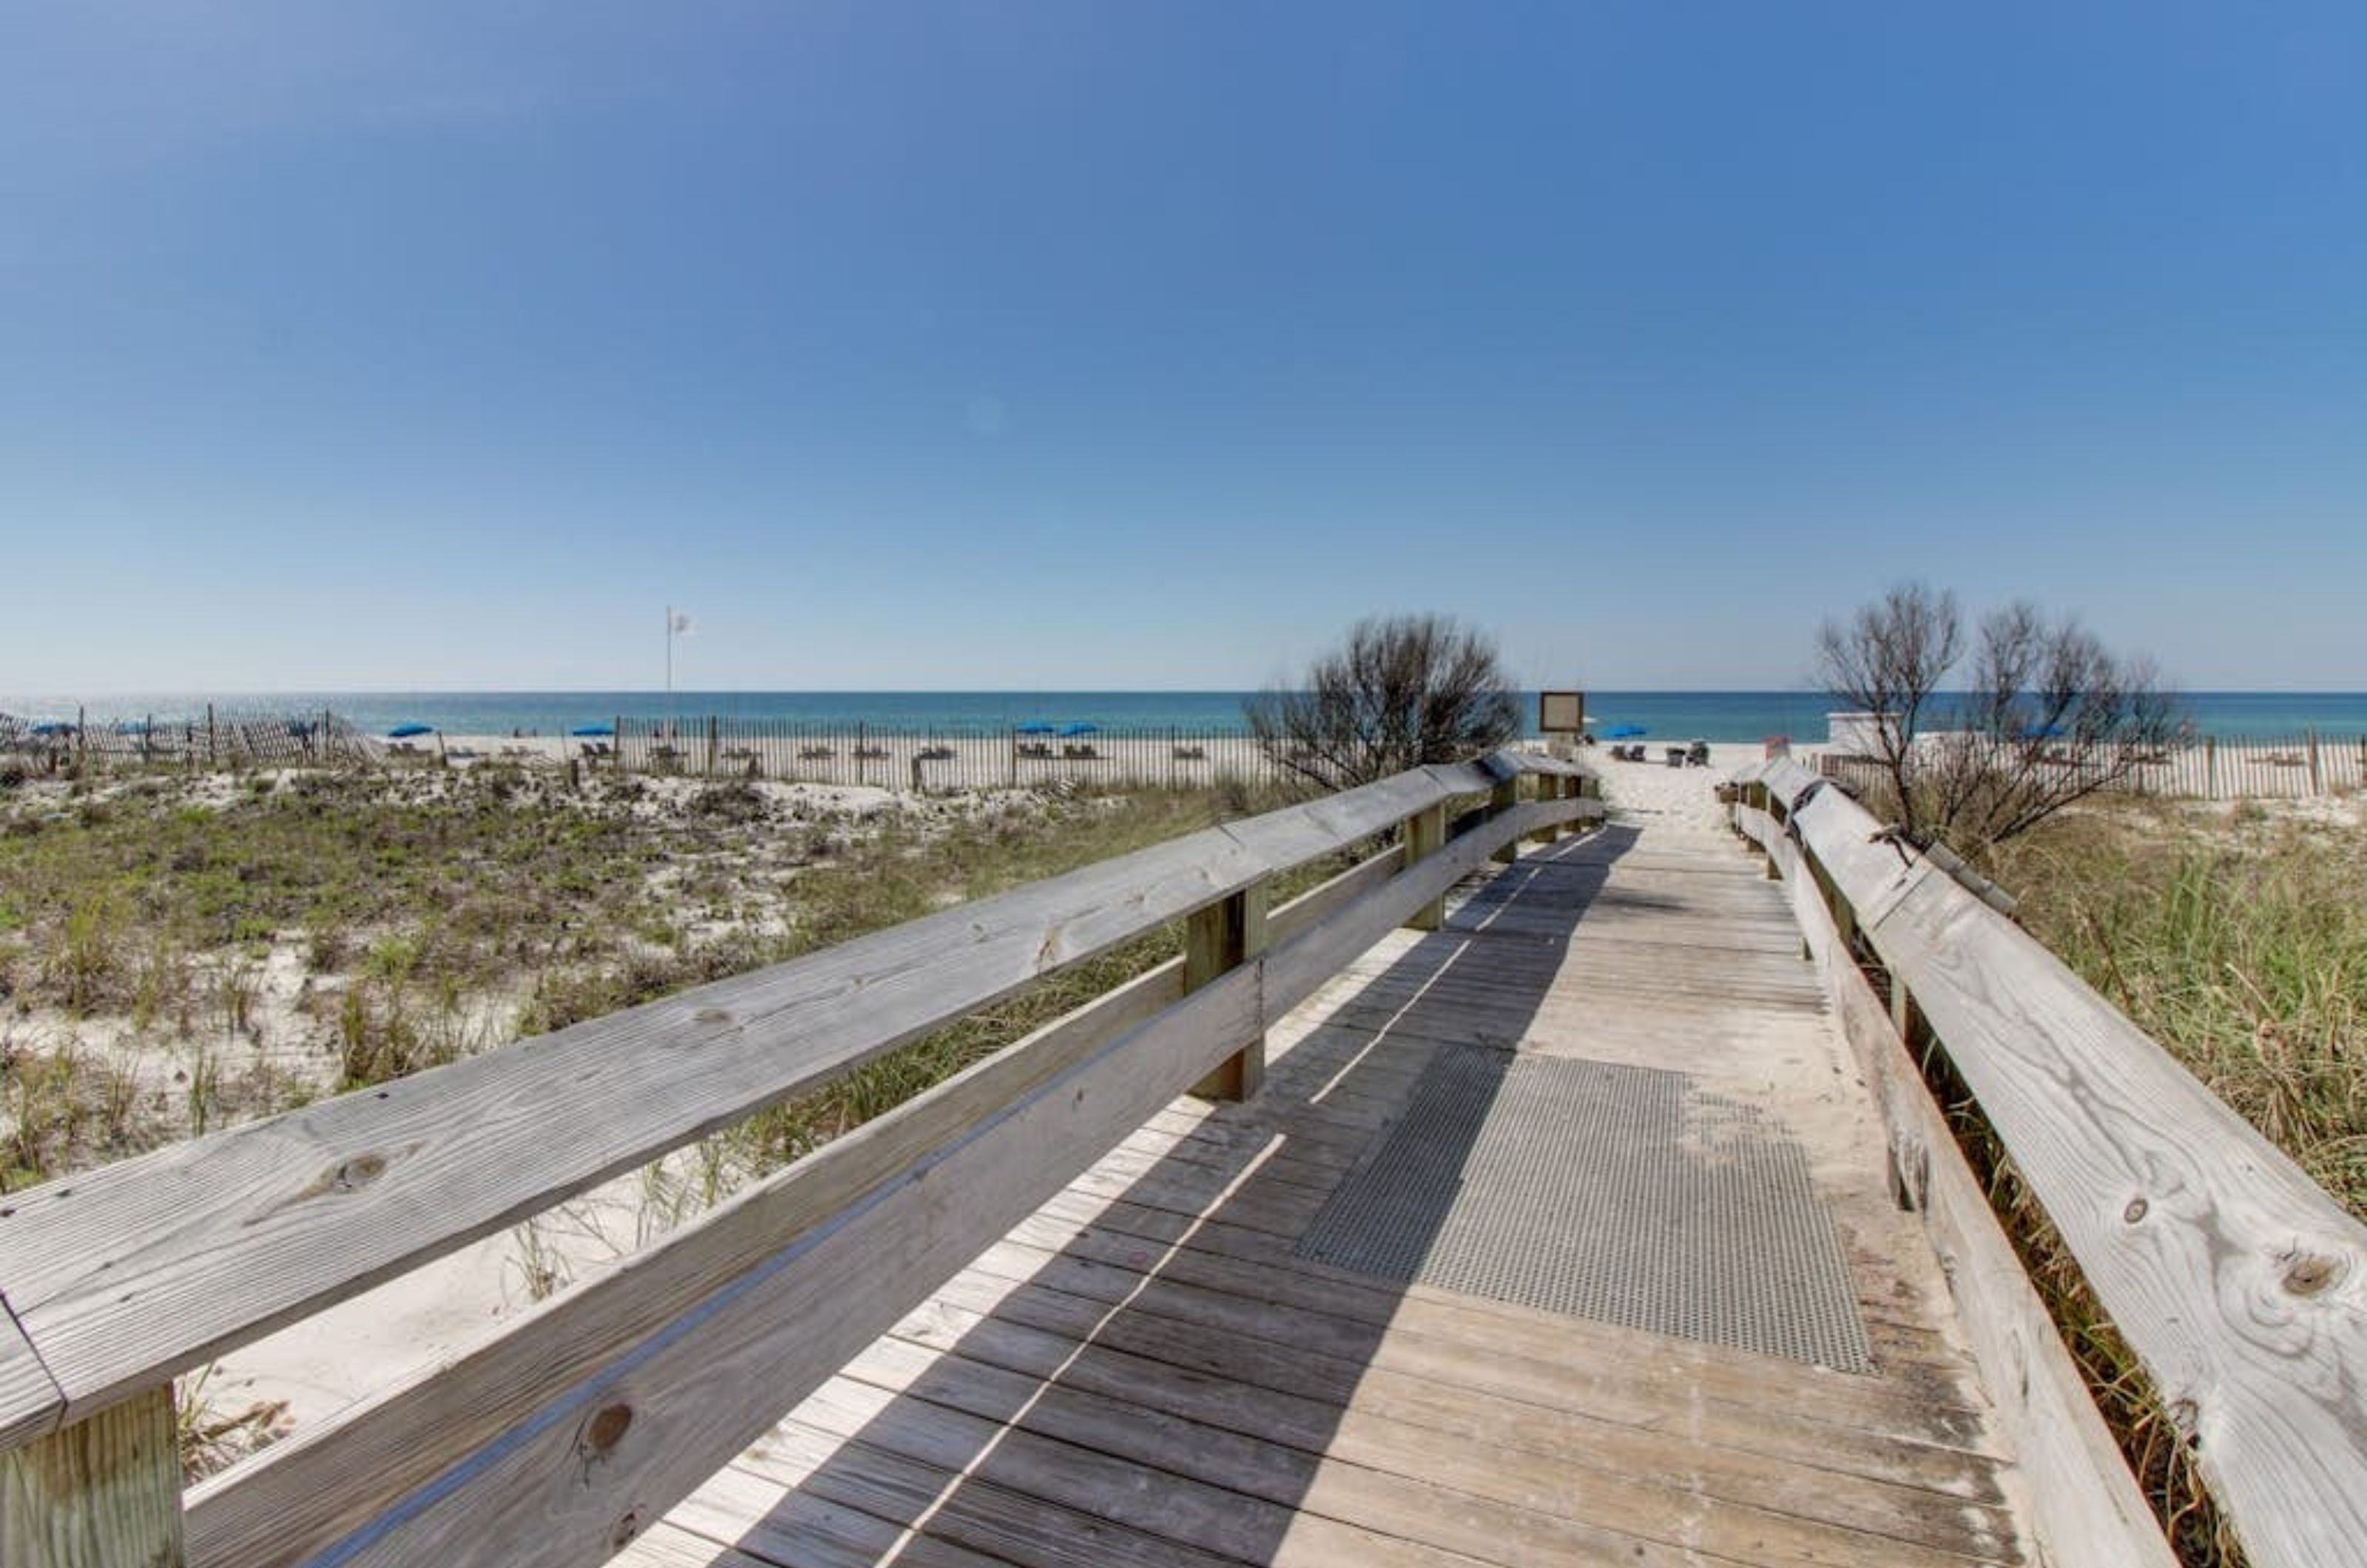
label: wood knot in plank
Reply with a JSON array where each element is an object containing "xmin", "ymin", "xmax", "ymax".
[
  {"xmin": 692, "ymin": 1007, "xmax": 733, "ymax": 1026},
  {"xmin": 249, "ymin": 1143, "xmax": 417, "ymax": 1223},
  {"xmin": 2282, "ymin": 1253, "xmax": 2343, "ymax": 1297},
  {"xmin": 2123, "ymin": 1197, "xmax": 2149, "ymax": 1224},
  {"xmin": 582, "ymin": 1402, "xmax": 633, "ymax": 1456}
]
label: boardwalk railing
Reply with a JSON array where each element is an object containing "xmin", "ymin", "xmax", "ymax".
[
  {"xmin": 0, "ymin": 752, "xmax": 1598, "ymax": 1568},
  {"xmin": 1728, "ymin": 757, "xmax": 2367, "ymax": 1568}
]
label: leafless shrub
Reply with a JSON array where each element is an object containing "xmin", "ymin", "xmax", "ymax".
[
  {"xmin": 1817, "ymin": 581, "xmax": 2183, "ymax": 855},
  {"xmin": 1246, "ymin": 614, "xmax": 1521, "ymax": 794}
]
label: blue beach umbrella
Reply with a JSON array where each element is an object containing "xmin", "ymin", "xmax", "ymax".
[
  {"xmin": 1057, "ymin": 723, "xmax": 1100, "ymax": 737},
  {"xmin": 570, "ymin": 723, "xmax": 615, "ymax": 738},
  {"xmin": 30, "ymin": 720, "xmax": 74, "ymax": 737},
  {"xmin": 1604, "ymin": 723, "xmax": 1647, "ymax": 740},
  {"xmin": 387, "ymin": 723, "xmax": 436, "ymax": 739}
]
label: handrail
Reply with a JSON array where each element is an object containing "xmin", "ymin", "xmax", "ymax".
[
  {"xmin": 1732, "ymin": 760, "xmax": 2367, "ymax": 1568},
  {"xmin": 0, "ymin": 751, "xmax": 1598, "ymax": 1567}
]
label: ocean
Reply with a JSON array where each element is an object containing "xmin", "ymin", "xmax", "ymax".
[{"xmin": 10, "ymin": 691, "xmax": 2367, "ymax": 744}]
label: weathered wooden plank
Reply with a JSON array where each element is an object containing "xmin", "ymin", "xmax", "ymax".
[
  {"xmin": 1265, "ymin": 845, "xmax": 1401, "ymax": 948},
  {"xmin": 1786, "ymin": 785, "xmax": 1937, "ymax": 930},
  {"xmin": 260, "ymin": 962, "xmax": 1267, "ymax": 1567},
  {"xmin": 737, "ymin": 1419, "xmax": 1238, "ymax": 1568},
  {"xmin": 888, "ymin": 1288, "xmax": 2015, "ymax": 1548},
  {"xmin": 1263, "ymin": 801, "xmax": 1577, "ymax": 1015},
  {"xmin": 1214, "ymin": 770, "xmax": 1450, "ymax": 871},
  {"xmin": 922, "ymin": 1263, "xmax": 2004, "ymax": 1507},
  {"xmin": 184, "ymin": 956, "xmax": 1189, "ymax": 1568},
  {"xmin": 611, "ymin": 1519, "xmax": 780, "ymax": 1568},
  {"xmin": 661, "ymin": 1461, "xmax": 1007, "ymax": 1568},
  {"xmin": 1185, "ymin": 882, "xmax": 1267, "ymax": 1101},
  {"xmin": 843, "ymin": 1334, "xmax": 2021, "ymax": 1568},
  {"xmin": 0, "ymin": 1385, "xmax": 181, "ymax": 1568},
  {"xmin": 959, "ymin": 1234, "xmax": 1988, "ymax": 1450},
  {"xmin": 0, "ymin": 1308, "xmax": 61, "ymax": 1453}
]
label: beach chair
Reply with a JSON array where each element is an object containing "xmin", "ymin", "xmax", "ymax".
[
  {"xmin": 1686, "ymin": 740, "xmax": 1709, "ymax": 767},
  {"xmin": 1062, "ymin": 743, "xmax": 1101, "ymax": 760}
]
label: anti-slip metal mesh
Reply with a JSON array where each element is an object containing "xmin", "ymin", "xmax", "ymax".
[{"xmin": 1294, "ymin": 1047, "xmax": 1874, "ymax": 1373}]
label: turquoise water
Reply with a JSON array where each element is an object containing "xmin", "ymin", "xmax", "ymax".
[{"xmin": 12, "ymin": 691, "xmax": 2367, "ymax": 743}]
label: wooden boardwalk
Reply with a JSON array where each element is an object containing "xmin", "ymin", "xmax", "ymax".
[{"xmin": 629, "ymin": 807, "xmax": 2033, "ymax": 1568}]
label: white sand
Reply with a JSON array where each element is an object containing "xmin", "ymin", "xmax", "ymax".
[{"xmin": 1588, "ymin": 741, "xmax": 1784, "ymax": 842}]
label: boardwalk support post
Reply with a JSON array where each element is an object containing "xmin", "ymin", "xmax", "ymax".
[
  {"xmin": 1490, "ymin": 776, "xmax": 1521, "ymax": 865},
  {"xmin": 1188, "ymin": 880, "xmax": 1268, "ymax": 1101},
  {"xmin": 1404, "ymin": 802, "xmax": 1448, "ymax": 931},
  {"xmin": 0, "ymin": 1388, "xmax": 185, "ymax": 1568}
]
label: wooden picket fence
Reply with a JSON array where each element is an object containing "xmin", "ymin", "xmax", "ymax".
[{"xmin": 1820, "ymin": 729, "xmax": 2367, "ymax": 802}]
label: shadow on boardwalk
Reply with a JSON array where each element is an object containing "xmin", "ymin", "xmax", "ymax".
[{"xmin": 703, "ymin": 826, "xmax": 1644, "ymax": 1567}]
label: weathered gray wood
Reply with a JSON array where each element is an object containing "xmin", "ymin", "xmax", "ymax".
[
  {"xmin": 1769, "ymin": 776, "xmax": 2367, "ymax": 1568},
  {"xmin": 0, "ymin": 1385, "xmax": 181, "ymax": 1568},
  {"xmin": 0, "ymin": 754, "xmax": 1543, "ymax": 1439},
  {"xmin": 1488, "ymin": 778, "xmax": 1520, "ymax": 865},
  {"xmin": 1215, "ymin": 771, "xmax": 1448, "ymax": 871},
  {"xmin": 1402, "ymin": 802, "xmax": 1448, "ymax": 932},
  {"xmin": 280, "ymin": 965, "xmax": 1269, "ymax": 1567},
  {"xmin": 1264, "ymin": 846, "xmax": 1402, "ymax": 948},
  {"xmin": 1186, "ymin": 882, "xmax": 1268, "ymax": 1101},
  {"xmin": 1264, "ymin": 800, "xmax": 1578, "ymax": 1017},
  {"xmin": 1743, "ymin": 806, "xmax": 2176, "ymax": 1568},
  {"xmin": 183, "ymin": 956, "xmax": 1188, "ymax": 1568},
  {"xmin": 0, "ymin": 1310, "xmax": 61, "ymax": 1453}
]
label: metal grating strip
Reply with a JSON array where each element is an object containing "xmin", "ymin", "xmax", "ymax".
[{"xmin": 1294, "ymin": 1047, "xmax": 1874, "ymax": 1373}]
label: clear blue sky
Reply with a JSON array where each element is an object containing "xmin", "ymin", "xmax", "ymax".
[{"xmin": 4, "ymin": 4, "xmax": 2362, "ymax": 693}]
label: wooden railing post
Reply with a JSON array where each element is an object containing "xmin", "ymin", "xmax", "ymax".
[
  {"xmin": 1489, "ymin": 776, "xmax": 1521, "ymax": 865},
  {"xmin": 1186, "ymin": 880, "xmax": 1269, "ymax": 1101},
  {"xmin": 1, "ymin": 1388, "xmax": 184, "ymax": 1567},
  {"xmin": 1404, "ymin": 802, "xmax": 1448, "ymax": 931}
]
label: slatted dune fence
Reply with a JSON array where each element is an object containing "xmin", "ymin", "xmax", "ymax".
[
  {"xmin": 1821, "ymin": 731, "xmax": 2367, "ymax": 802},
  {"xmin": 0, "ymin": 706, "xmax": 378, "ymax": 773},
  {"xmin": 607, "ymin": 717, "xmax": 1284, "ymax": 791},
  {"xmin": 1728, "ymin": 757, "xmax": 2367, "ymax": 1568},
  {"xmin": 0, "ymin": 751, "xmax": 1598, "ymax": 1568}
]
